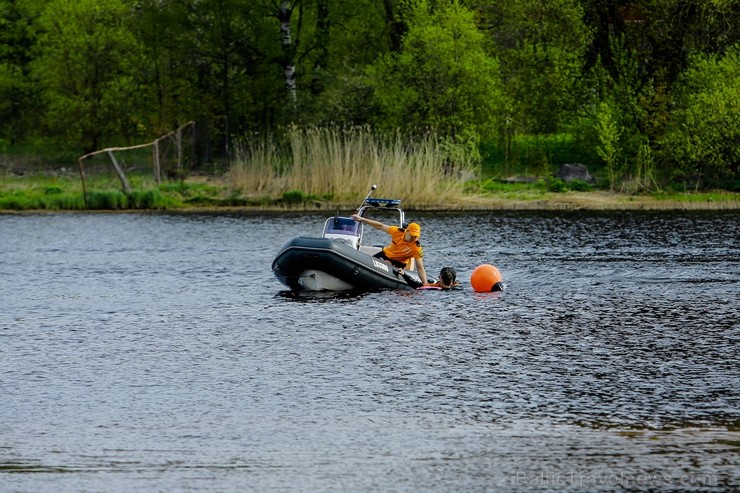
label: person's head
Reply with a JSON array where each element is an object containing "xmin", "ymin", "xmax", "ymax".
[
  {"xmin": 404, "ymin": 222, "xmax": 421, "ymax": 242},
  {"xmin": 438, "ymin": 267, "xmax": 456, "ymax": 288}
]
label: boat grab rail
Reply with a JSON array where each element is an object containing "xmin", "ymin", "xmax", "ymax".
[{"xmin": 356, "ymin": 198, "xmax": 405, "ymax": 226}]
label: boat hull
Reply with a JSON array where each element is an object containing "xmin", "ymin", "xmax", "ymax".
[{"xmin": 272, "ymin": 237, "xmax": 419, "ymax": 292}]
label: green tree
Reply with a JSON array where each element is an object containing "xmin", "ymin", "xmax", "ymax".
[
  {"xmin": 131, "ymin": 0, "xmax": 203, "ymax": 135},
  {"xmin": 367, "ymin": 0, "xmax": 504, "ymax": 142},
  {"xmin": 640, "ymin": 0, "xmax": 740, "ymax": 83},
  {"xmin": 32, "ymin": 0, "xmax": 146, "ymax": 152},
  {"xmin": 660, "ymin": 46, "xmax": 740, "ymax": 187},
  {"xmin": 131, "ymin": 0, "xmax": 277, "ymax": 162},
  {"xmin": 477, "ymin": 0, "xmax": 592, "ymax": 135},
  {"xmin": 292, "ymin": 0, "xmax": 391, "ymax": 126},
  {"xmin": 133, "ymin": 0, "xmax": 392, "ymax": 138},
  {"xmin": 580, "ymin": 0, "xmax": 739, "ymax": 180},
  {"xmin": 594, "ymin": 100, "xmax": 620, "ymax": 190},
  {"xmin": 0, "ymin": 0, "xmax": 40, "ymax": 145}
]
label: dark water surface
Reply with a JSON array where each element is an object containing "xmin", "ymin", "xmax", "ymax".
[{"xmin": 1, "ymin": 211, "xmax": 738, "ymax": 492}]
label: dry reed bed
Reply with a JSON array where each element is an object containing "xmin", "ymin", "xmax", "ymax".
[{"xmin": 228, "ymin": 126, "xmax": 478, "ymax": 205}]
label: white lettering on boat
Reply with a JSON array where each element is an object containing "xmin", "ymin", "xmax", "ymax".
[{"xmin": 372, "ymin": 259, "xmax": 389, "ymax": 272}]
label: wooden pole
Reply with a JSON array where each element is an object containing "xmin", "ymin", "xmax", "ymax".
[
  {"xmin": 176, "ymin": 127, "xmax": 183, "ymax": 179},
  {"xmin": 77, "ymin": 157, "xmax": 88, "ymax": 207},
  {"xmin": 107, "ymin": 150, "xmax": 132, "ymax": 194},
  {"xmin": 153, "ymin": 140, "xmax": 161, "ymax": 185}
]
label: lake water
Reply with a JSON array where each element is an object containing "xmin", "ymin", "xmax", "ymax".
[{"xmin": 1, "ymin": 210, "xmax": 738, "ymax": 492}]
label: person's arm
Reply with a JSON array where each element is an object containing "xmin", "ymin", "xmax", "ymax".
[
  {"xmin": 351, "ymin": 214, "xmax": 390, "ymax": 233},
  {"xmin": 396, "ymin": 269, "xmax": 423, "ymax": 289},
  {"xmin": 415, "ymin": 256, "xmax": 428, "ymax": 284}
]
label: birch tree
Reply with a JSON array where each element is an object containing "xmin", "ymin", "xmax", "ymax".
[{"xmin": 276, "ymin": 0, "xmax": 298, "ymax": 105}]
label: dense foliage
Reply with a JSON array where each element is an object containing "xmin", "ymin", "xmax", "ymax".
[{"xmin": 1, "ymin": 0, "xmax": 738, "ymax": 189}]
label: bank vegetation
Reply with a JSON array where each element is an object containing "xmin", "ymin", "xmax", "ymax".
[
  {"xmin": 2, "ymin": 126, "xmax": 737, "ymax": 212},
  {"xmin": 1, "ymin": 1, "xmax": 738, "ymax": 206}
]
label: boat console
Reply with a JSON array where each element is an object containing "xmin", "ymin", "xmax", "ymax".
[
  {"xmin": 322, "ymin": 216, "xmax": 363, "ymax": 249},
  {"xmin": 321, "ymin": 198, "xmax": 405, "ymax": 252}
]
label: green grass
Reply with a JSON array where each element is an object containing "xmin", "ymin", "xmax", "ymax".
[
  {"xmin": 0, "ymin": 187, "xmax": 178, "ymax": 211},
  {"xmin": 0, "ymin": 167, "xmax": 306, "ymax": 211},
  {"xmin": 0, "ymin": 172, "xmax": 226, "ymax": 211},
  {"xmin": 3, "ymin": 169, "xmax": 736, "ymax": 211},
  {"xmin": 480, "ymin": 132, "xmax": 601, "ymax": 179},
  {"xmin": 467, "ymin": 177, "xmax": 593, "ymax": 195},
  {"xmin": 651, "ymin": 190, "xmax": 736, "ymax": 203}
]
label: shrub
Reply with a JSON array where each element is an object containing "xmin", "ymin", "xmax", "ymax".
[
  {"xmin": 87, "ymin": 191, "xmax": 128, "ymax": 209},
  {"xmin": 569, "ymin": 179, "xmax": 592, "ymax": 191},
  {"xmin": 545, "ymin": 177, "xmax": 569, "ymax": 193},
  {"xmin": 282, "ymin": 190, "xmax": 305, "ymax": 204},
  {"xmin": 43, "ymin": 186, "xmax": 63, "ymax": 195}
]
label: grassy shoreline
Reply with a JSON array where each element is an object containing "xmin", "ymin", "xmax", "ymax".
[
  {"xmin": 2, "ymin": 163, "xmax": 738, "ymax": 214},
  {"xmin": 3, "ymin": 127, "xmax": 738, "ymax": 212},
  {"xmin": 1, "ymin": 173, "xmax": 737, "ymax": 213},
  {"xmin": 226, "ymin": 126, "xmax": 740, "ymax": 211}
]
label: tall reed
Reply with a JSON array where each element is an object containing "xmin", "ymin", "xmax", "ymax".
[{"xmin": 228, "ymin": 126, "xmax": 480, "ymax": 206}]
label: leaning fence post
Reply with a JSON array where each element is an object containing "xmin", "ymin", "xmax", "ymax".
[
  {"xmin": 107, "ymin": 150, "xmax": 132, "ymax": 194},
  {"xmin": 176, "ymin": 127, "xmax": 183, "ymax": 178},
  {"xmin": 153, "ymin": 140, "xmax": 161, "ymax": 185},
  {"xmin": 77, "ymin": 157, "xmax": 88, "ymax": 207}
]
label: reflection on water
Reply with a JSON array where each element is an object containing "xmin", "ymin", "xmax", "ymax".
[
  {"xmin": 276, "ymin": 289, "xmax": 370, "ymax": 303},
  {"xmin": 0, "ymin": 211, "xmax": 738, "ymax": 492}
]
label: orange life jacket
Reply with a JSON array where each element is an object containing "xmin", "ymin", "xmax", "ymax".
[{"xmin": 382, "ymin": 226, "xmax": 423, "ymax": 262}]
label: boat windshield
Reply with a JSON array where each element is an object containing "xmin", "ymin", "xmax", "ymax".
[{"xmin": 323, "ymin": 217, "xmax": 359, "ymax": 236}]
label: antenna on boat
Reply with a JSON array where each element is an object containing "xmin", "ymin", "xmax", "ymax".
[
  {"xmin": 358, "ymin": 184, "xmax": 377, "ymax": 211},
  {"xmin": 357, "ymin": 183, "xmax": 378, "ymax": 215}
]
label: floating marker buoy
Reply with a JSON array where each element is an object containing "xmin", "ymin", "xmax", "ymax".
[{"xmin": 470, "ymin": 264, "xmax": 503, "ymax": 292}]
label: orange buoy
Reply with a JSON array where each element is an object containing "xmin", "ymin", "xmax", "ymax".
[{"xmin": 470, "ymin": 264, "xmax": 503, "ymax": 292}]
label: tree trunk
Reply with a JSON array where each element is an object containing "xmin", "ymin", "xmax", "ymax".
[
  {"xmin": 277, "ymin": 1, "xmax": 297, "ymax": 105},
  {"xmin": 585, "ymin": 0, "xmax": 626, "ymax": 77},
  {"xmin": 311, "ymin": 0, "xmax": 330, "ymax": 95},
  {"xmin": 383, "ymin": 0, "xmax": 407, "ymax": 53}
]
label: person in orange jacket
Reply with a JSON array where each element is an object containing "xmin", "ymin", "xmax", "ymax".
[{"xmin": 350, "ymin": 214, "xmax": 429, "ymax": 285}]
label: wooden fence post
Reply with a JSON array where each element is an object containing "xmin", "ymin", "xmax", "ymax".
[
  {"xmin": 107, "ymin": 150, "xmax": 132, "ymax": 194},
  {"xmin": 153, "ymin": 140, "xmax": 161, "ymax": 185},
  {"xmin": 77, "ymin": 157, "xmax": 88, "ymax": 206},
  {"xmin": 176, "ymin": 127, "xmax": 183, "ymax": 178}
]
